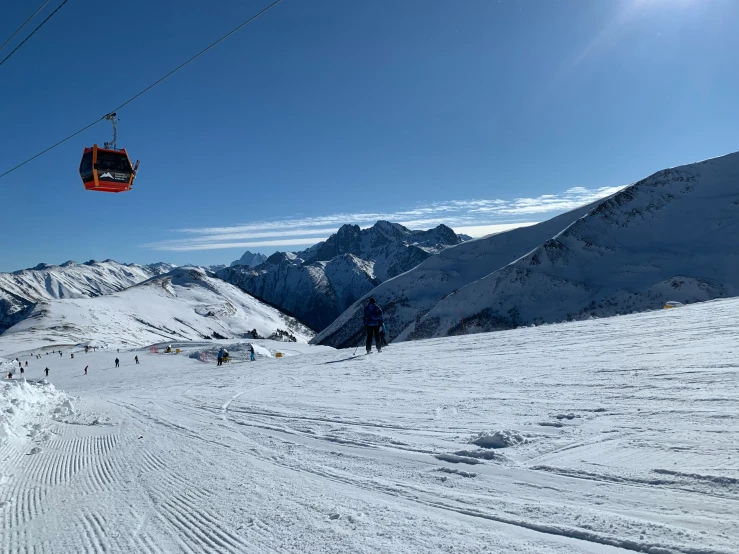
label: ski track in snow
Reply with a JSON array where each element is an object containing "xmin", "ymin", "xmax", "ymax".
[{"xmin": 1, "ymin": 298, "xmax": 739, "ymax": 552}]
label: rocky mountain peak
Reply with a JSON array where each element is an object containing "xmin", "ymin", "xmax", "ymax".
[{"xmin": 230, "ymin": 250, "xmax": 268, "ymax": 268}]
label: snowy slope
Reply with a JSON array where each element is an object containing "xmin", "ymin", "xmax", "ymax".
[
  {"xmin": 0, "ymin": 260, "xmax": 175, "ymax": 333},
  {"xmin": 0, "ymin": 267, "xmax": 313, "ymax": 351},
  {"xmin": 314, "ymin": 202, "xmax": 600, "ymax": 348},
  {"xmin": 2, "ymin": 294, "xmax": 738, "ymax": 552},
  {"xmin": 218, "ymin": 221, "xmax": 464, "ymax": 331},
  {"xmin": 404, "ymin": 151, "xmax": 739, "ymax": 340}
]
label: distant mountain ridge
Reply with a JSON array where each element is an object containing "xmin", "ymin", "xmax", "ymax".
[
  {"xmin": 0, "ymin": 260, "xmax": 176, "ymax": 333},
  {"xmin": 230, "ymin": 251, "xmax": 268, "ymax": 268},
  {"xmin": 0, "ymin": 266, "xmax": 313, "ymax": 349},
  {"xmin": 312, "ymin": 205, "xmax": 600, "ymax": 348},
  {"xmin": 314, "ymin": 151, "xmax": 739, "ymax": 347},
  {"xmin": 217, "ymin": 221, "xmax": 466, "ymax": 331}
]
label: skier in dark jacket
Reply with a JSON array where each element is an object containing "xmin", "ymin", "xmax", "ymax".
[{"xmin": 363, "ymin": 297, "xmax": 383, "ymax": 354}]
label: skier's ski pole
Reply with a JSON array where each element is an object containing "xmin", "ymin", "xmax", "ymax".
[{"xmin": 353, "ymin": 329, "xmax": 364, "ymax": 356}]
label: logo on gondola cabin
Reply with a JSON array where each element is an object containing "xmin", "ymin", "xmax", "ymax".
[{"xmin": 100, "ymin": 172, "xmax": 114, "ymax": 179}]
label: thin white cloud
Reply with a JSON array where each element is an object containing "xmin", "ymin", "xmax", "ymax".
[
  {"xmin": 141, "ymin": 227, "xmax": 337, "ymax": 248},
  {"xmin": 143, "ymin": 184, "xmax": 625, "ymax": 252},
  {"xmin": 152, "ymin": 238, "xmax": 329, "ymax": 252},
  {"xmin": 454, "ymin": 223, "xmax": 538, "ymax": 238}
]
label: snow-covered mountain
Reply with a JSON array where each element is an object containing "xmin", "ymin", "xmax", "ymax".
[
  {"xmin": 1, "ymin": 267, "xmax": 313, "ymax": 350},
  {"xmin": 218, "ymin": 221, "xmax": 465, "ymax": 330},
  {"xmin": 313, "ymin": 204, "xmax": 600, "ymax": 348},
  {"xmin": 317, "ymin": 151, "xmax": 739, "ymax": 346},
  {"xmin": 300, "ymin": 221, "xmax": 463, "ymax": 280},
  {"xmin": 0, "ymin": 260, "xmax": 176, "ymax": 334},
  {"xmin": 230, "ymin": 251, "xmax": 268, "ymax": 267}
]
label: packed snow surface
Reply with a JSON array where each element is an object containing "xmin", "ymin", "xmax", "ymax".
[{"xmin": 1, "ymin": 297, "xmax": 738, "ymax": 552}]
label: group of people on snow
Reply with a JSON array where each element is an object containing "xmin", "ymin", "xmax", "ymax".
[
  {"xmin": 216, "ymin": 345, "xmax": 256, "ymax": 365},
  {"xmin": 5, "ymin": 351, "xmax": 143, "ymax": 380}
]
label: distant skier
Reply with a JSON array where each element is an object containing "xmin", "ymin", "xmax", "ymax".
[
  {"xmin": 7, "ymin": 372, "xmax": 11, "ymax": 379},
  {"xmin": 84, "ymin": 366, "xmax": 88, "ymax": 375},
  {"xmin": 135, "ymin": 355, "xmax": 139, "ymax": 364},
  {"xmin": 20, "ymin": 366, "xmax": 24, "ymax": 377},
  {"xmin": 25, "ymin": 361, "xmax": 28, "ymax": 367},
  {"xmin": 59, "ymin": 351, "xmax": 62, "ymax": 357},
  {"xmin": 71, "ymin": 353, "xmax": 74, "ymax": 359},
  {"xmin": 115, "ymin": 358, "xmax": 120, "ymax": 368},
  {"xmin": 217, "ymin": 349, "xmax": 224, "ymax": 366},
  {"xmin": 249, "ymin": 345, "xmax": 255, "ymax": 362},
  {"xmin": 45, "ymin": 367, "xmax": 49, "ymax": 377},
  {"xmin": 363, "ymin": 297, "xmax": 383, "ymax": 354}
]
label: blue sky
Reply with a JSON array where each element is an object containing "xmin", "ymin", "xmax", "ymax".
[{"xmin": 0, "ymin": 0, "xmax": 737, "ymax": 272}]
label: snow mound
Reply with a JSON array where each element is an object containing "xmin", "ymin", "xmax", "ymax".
[
  {"xmin": 470, "ymin": 430, "xmax": 528, "ymax": 449},
  {"xmin": 1, "ymin": 376, "xmax": 71, "ymax": 444}
]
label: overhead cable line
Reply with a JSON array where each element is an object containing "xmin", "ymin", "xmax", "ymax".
[
  {"xmin": 0, "ymin": 0, "xmax": 69, "ymax": 68},
  {"xmin": 0, "ymin": 0, "xmax": 283, "ymax": 181},
  {"xmin": 0, "ymin": 0, "xmax": 52, "ymax": 55}
]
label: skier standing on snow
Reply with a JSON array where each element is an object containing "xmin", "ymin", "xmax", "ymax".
[
  {"xmin": 363, "ymin": 297, "xmax": 383, "ymax": 354},
  {"xmin": 135, "ymin": 355, "xmax": 139, "ymax": 364},
  {"xmin": 45, "ymin": 367, "xmax": 49, "ymax": 377},
  {"xmin": 115, "ymin": 358, "xmax": 120, "ymax": 368},
  {"xmin": 249, "ymin": 345, "xmax": 255, "ymax": 362},
  {"xmin": 20, "ymin": 366, "xmax": 24, "ymax": 377},
  {"xmin": 84, "ymin": 366, "xmax": 88, "ymax": 375},
  {"xmin": 217, "ymin": 349, "xmax": 224, "ymax": 366}
]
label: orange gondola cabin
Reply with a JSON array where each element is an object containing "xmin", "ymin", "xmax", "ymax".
[{"xmin": 79, "ymin": 144, "xmax": 138, "ymax": 193}]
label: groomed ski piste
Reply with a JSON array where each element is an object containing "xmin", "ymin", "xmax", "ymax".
[{"xmin": 1, "ymin": 298, "xmax": 738, "ymax": 553}]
